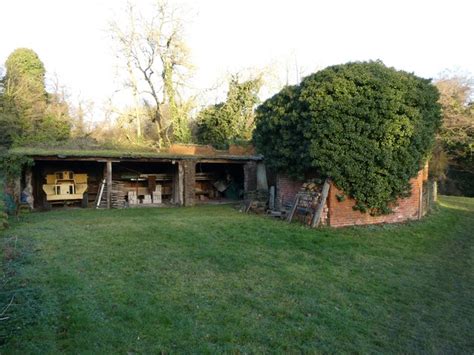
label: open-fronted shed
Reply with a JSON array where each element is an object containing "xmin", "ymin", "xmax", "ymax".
[{"xmin": 11, "ymin": 145, "xmax": 263, "ymax": 210}]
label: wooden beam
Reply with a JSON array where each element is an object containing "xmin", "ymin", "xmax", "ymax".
[
  {"xmin": 97, "ymin": 159, "xmax": 120, "ymax": 163},
  {"xmin": 31, "ymin": 156, "xmax": 259, "ymax": 164},
  {"xmin": 178, "ymin": 162, "xmax": 184, "ymax": 206},
  {"xmin": 198, "ymin": 159, "xmax": 247, "ymax": 164},
  {"xmin": 311, "ymin": 178, "xmax": 331, "ymax": 228},
  {"xmin": 269, "ymin": 186, "xmax": 275, "ymax": 210},
  {"xmin": 106, "ymin": 160, "xmax": 112, "ymax": 209}
]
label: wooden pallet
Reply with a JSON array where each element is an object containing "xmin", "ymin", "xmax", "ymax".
[{"xmin": 95, "ymin": 180, "xmax": 127, "ymax": 209}]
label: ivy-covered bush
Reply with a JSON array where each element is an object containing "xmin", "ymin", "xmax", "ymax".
[
  {"xmin": 254, "ymin": 61, "xmax": 441, "ymax": 214},
  {"xmin": 0, "ymin": 173, "xmax": 7, "ymax": 229},
  {"xmin": 0, "ymin": 152, "xmax": 33, "ymax": 217},
  {"xmin": 0, "ymin": 196, "xmax": 8, "ymax": 230}
]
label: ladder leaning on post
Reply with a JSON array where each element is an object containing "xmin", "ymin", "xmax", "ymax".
[
  {"xmin": 286, "ymin": 178, "xmax": 331, "ymax": 228},
  {"xmin": 95, "ymin": 179, "xmax": 106, "ymax": 209}
]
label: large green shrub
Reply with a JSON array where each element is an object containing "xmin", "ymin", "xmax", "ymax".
[
  {"xmin": 0, "ymin": 152, "xmax": 33, "ymax": 217},
  {"xmin": 254, "ymin": 61, "xmax": 441, "ymax": 214}
]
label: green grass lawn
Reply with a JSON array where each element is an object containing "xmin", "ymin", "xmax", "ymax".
[{"xmin": 1, "ymin": 196, "xmax": 473, "ymax": 353}]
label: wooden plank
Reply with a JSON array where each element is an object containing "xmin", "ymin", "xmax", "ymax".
[
  {"xmin": 245, "ymin": 200, "xmax": 254, "ymax": 213},
  {"xmin": 106, "ymin": 161, "xmax": 112, "ymax": 209},
  {"xmin": 148, "ymin": 176, "xmax": 156, "ymax": 193},
  {"xmin": 96, "ymin": 179, "xmax": 106, "ymax": 209},
  {"xmin": 311, "ymin": 178, "xmax": 330, "ymax": 228},
  {"xmin": 287, "ymin": 194, "xmax": 301, "ymax": 223},
  {"xmin": 269, "ymin": 186, "xmax": 275, "ymax": 210},
  {"xmin": 178, "ymin": 162, "xmax": 184, "ymax": 205}
]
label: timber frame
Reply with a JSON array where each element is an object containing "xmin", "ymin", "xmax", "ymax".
[{"xmin": 15, "ymin": 149, "xmax": 263, "ymax": 209}]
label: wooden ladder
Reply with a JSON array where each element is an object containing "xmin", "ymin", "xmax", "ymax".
[
  {"xmin": 95, "ymin": 179, "xmax": 107, "ymax": 209},
  {"xmin": 287, "ymin": 178, "xmax": 330, "ymax": 228}
]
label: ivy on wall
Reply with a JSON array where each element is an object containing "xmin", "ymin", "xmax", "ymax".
[{"xmin": 254, "ymin": 61, "xmax": 441, "ymax": 215}]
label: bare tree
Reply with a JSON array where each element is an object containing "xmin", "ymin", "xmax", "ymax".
[{"xmin": 109, "ymin": 0, "xmax": 193, "ymax": 147}]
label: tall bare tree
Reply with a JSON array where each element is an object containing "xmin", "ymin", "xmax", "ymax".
[{"xmin": 109, "ymin": 0, "xmax": 193, "ymax": 147}]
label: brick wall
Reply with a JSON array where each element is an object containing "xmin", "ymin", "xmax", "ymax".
[
  {"xmin": 182, "ymin": 160, "xmax": 196, "ymax": 207},
  {"xmin": 276, "ymin": 174, "xmax": 329, "ymax": 226},
  {"xmin": 275, "ymin": 175, "xmax": 304, "ymax": 210},
  {"xmin": 327, "ymin": 170, "xmax": 424, "ymax": 227},
  {"xmin": 276, "ymin": 169, "xmax": 426, "ymax": 227}
]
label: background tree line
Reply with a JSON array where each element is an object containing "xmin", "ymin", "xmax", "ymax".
[
  {"xmin": 0, "ymin": 0, "xmax": 472, "ymax": 196},
  {"xmin": 431, "ymin": 73, "xmax": 474, "ymax": 196}
]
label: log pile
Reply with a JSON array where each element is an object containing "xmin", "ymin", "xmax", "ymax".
[
  {"xmin": 300, "ymin": 181, "xmax": 322, "ymax": 193},
  {"xmin": 111, "ymin": 181, "xmax": 127, "ymax": 208},
  {"xmin": 286, "ymin": 178, "xmax": 330, "ymax": 227}
]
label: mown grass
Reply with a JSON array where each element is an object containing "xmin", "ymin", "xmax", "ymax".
[{"xmin": 1, "ymin": 196, "xmax": 473, "ymax": 353}]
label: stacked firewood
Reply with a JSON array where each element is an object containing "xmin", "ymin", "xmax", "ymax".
[
  {"xmin": 111, "ymin": 181, "xmax": 127, "ymax": 208},
  {"xmin": 298, "ymin": 181, "xmax": 324, "ymax": 210},
  {"xmin": 300, "ymin": 182, "xmax": 322, "ymax": 193}
]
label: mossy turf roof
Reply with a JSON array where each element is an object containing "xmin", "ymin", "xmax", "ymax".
[{"xmin": 9, "ymin": 146, "xmax": 262, "ymax": 161}]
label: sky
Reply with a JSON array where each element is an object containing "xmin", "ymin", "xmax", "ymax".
[{"xmin": 1, "ymin": 0, "xmax": 473, "ymax": 119}]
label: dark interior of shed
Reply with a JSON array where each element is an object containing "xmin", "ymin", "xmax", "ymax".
[
  {"xmin": 32, "ymin": 160, "xmax": 104, "ymax": 209},
  {"xmin": 31, "ymin": 160, "xmax": 180, "ymax": 209},
  {"xmin": 112, "ymin": 161, "xmax": 178, "ymax": 206},
  {"xmin": 195, "ymin": 162, "xmax": 244, "ymax": 202}
]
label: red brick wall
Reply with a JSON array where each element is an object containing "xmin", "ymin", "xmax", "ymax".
[
  {"xmin": 276, "ymin": 175, "xmax": 303, "ymax": 209},
  {"xmin": 276, "ymin": 169, "xmax": 426, "ymax": 227},
  {"xmin": 328, "ymin": 170, "xmax": 424, "ymax": 227},
  {"xmin": 276, "ymin": 174, "xmax": 329, "ymax": 226},
  {"xmin": 182, "ymin": 160, "xmax": 196, "ymax": 207}
]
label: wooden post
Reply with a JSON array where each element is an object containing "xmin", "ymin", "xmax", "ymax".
[
  {"xmin": 106, "ymin": 160, "xmax": 112, "ymax": 209},
  {"xmin": 178, "ymin": 162, "xmax": 184, "ymax": 206},
  {"xmin": 269, "ymin": 186, "xmax": 275, "ymax": 211},
  {"xmin": 418, "ymin": 178, "xmax": 423, "ymax": 220},
  {"xmin": 24, "ymin": 167, "xmax": 34, "ymax": 210},
  {"xmin": 311, "ymin": 178, "xmax": 331, "ymax": 228}
]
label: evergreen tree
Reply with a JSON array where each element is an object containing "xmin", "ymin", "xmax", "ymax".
[
  {"xmin": 0, "ymin": 48, "xmax": 71, "ymax": 146},
  {"xmin": 196, "ymin": 76, "xmax": 262, "ymax": 149}
]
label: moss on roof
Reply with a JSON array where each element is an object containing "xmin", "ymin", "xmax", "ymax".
[{"xmin": 9, "ymin": 146, "xmax": 262, "ymax": 161}]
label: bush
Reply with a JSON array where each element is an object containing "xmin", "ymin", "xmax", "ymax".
[
  {"xmin": 0, "ymin": 177, "xmax": 8, "ymax": 230},
  {"xmin": 254, "ymin": 61, "xmax": 441, "ymax": 214}
]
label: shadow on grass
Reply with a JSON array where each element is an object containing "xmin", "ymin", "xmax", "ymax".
[{"xmin": 0, "ymin": 196, "xmax": 472, "ymax": 352}]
